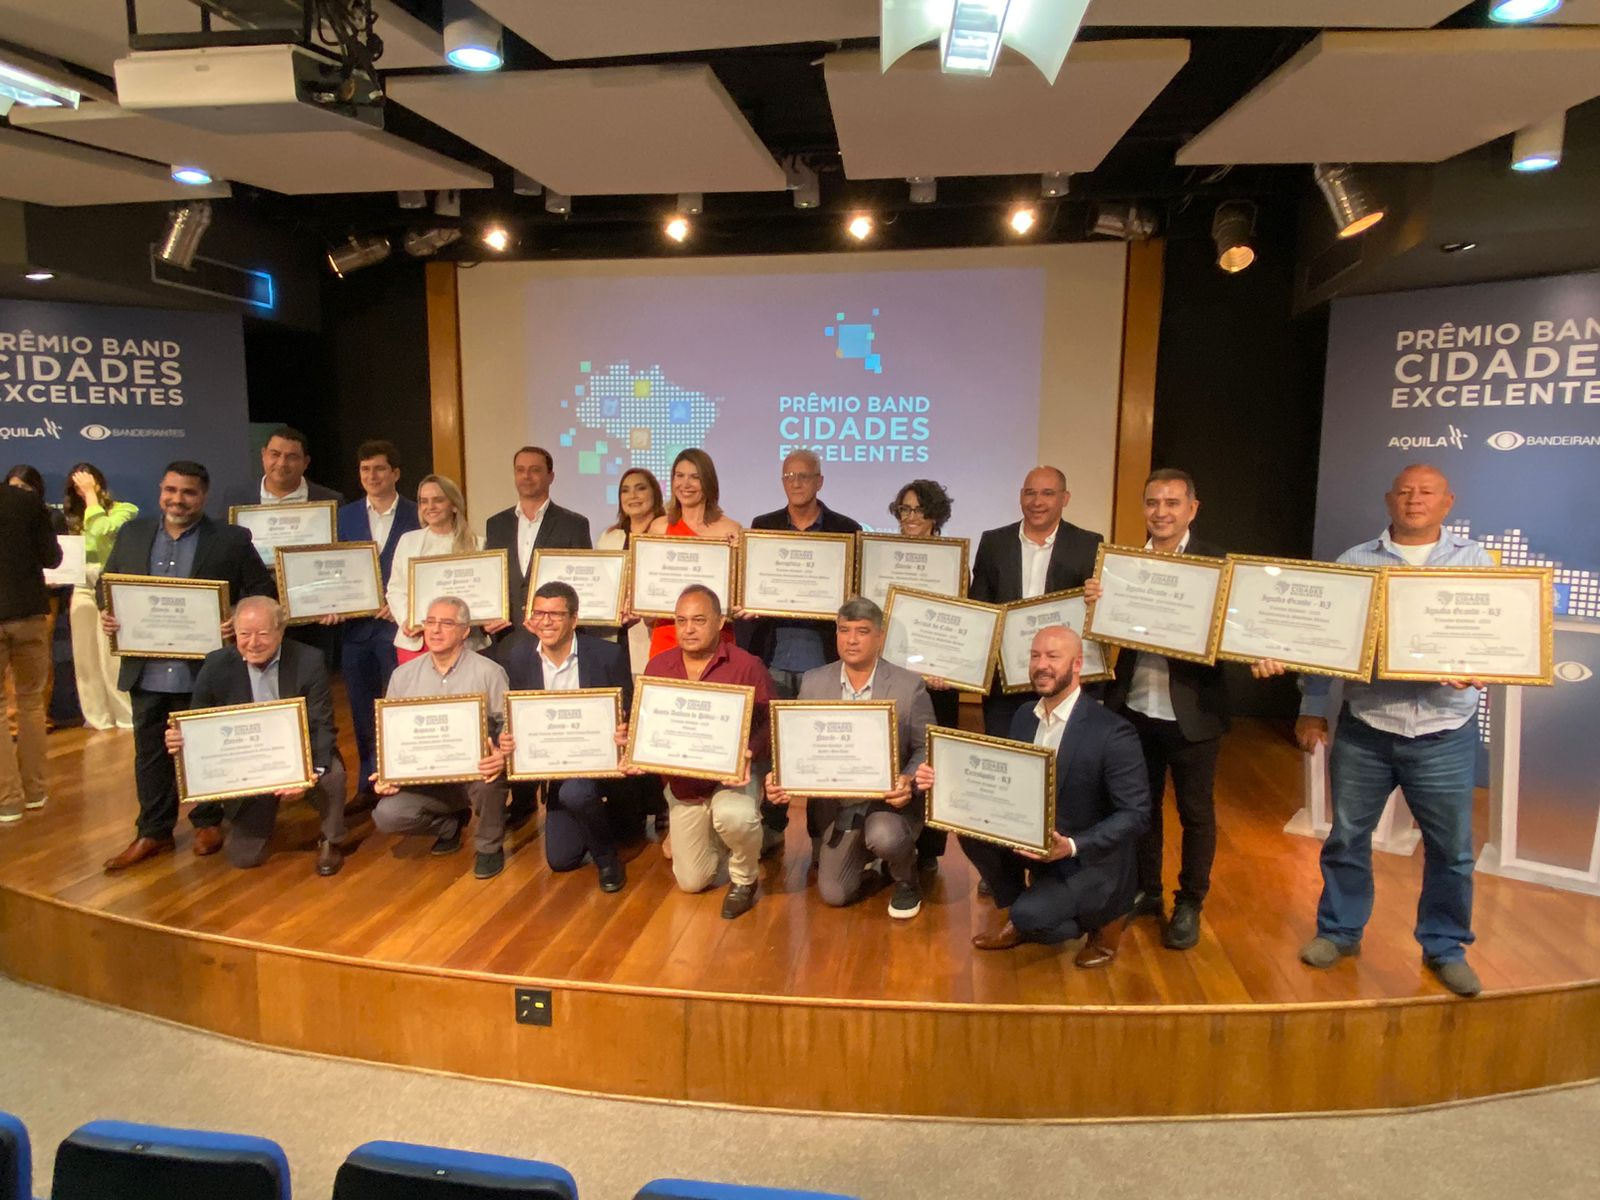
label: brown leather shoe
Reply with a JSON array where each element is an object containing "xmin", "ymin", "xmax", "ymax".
[
  {"xmin": 103, "ymin": 836, "xmax": 176, "ymax": 872},
  {"xmin": 1074, "ymin": 913, "xmax": 1131, "ymax": 969},
  {"xmin": 315, "ymin": 839, "xmax": 344, "ymax": 877},
  {"xmin": 192, "ymin": 826, "xmax": 225, "ymax": 857},
  {"xmin": 972, "ymin": 919, "xmax": 1023, "ymax": 951}
]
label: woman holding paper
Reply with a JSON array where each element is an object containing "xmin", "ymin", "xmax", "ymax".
[
  {"xmin": 644, "ymin": 449, "xmax": 741, "ymax": 659},
  {"xmin": 387, "ymin": 474, "xmax": 484, "ymax": 664},
  {"xmin": 62, "ymin": 464, "xmax": 139, "ymax": 730}
]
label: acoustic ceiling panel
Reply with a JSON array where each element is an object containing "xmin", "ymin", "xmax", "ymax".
[
  {"xmin": 1082, "ymin": 0, "xmax": 1468, "ymax": 26},
  {"xmin": 1177, "ymin": 28, "xmax": 1600, "ymax": 165},
  {"xmin": 0, "ymin": 127, "xmax": 231, "ymax": 206},
  {"xmin": 10, "ymin": 105, "xmax": 491, "ymax": 195},
  {"xmin": 387, "ymin": 65, "xmax": 788, "ymax": 194},
  {"xmin": 825, "ymin": 42, "xmax": 1190, "ymax": 179}
]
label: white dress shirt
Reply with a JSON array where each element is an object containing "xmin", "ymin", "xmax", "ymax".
[
  {"xmin": 366, "ymin": 495, "xmax": 399, "ymax": 548},
  {"xmin": 516, "ymin": 499, "xmax": 550, "ymax": 577},
  {"xmin": 259, "ymin": 476, "xmax": 309, "ymax": 504},
  {"xmin": 539, "ymin": 641, "xmax": 581, "ymax": 692},
  {"xmin": 1018, "ymin": 524, "xmax": 1057, "ymax": 600},
  {"xmin": 1032, "ymin": 687, "xmax": 1082, "ymax": 858},
  {"xmin": 839, "ymin": 661, "xmax": 879, "ymax": 701},
  {"xmin": 1126, "ymin": 531, "xmax": 1189, "ymax": 723}
]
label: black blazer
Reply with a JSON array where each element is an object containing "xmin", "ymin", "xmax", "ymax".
[
  {"xmin": 484, "ymin": 501, "xmax": 594, "ymax": 628},
  {"xmin": 187, "ymin": 639, "xmax": 338, "ymax": 771},
  {"xmin": 1101, "ymin": 534, "xmax": 1230, "ymax": 743},
  {"xmin": 969, "ymin": 519, "xmax": 1103, "ymax": 605},
  {"xmin": 102, "ymin": 514, "xmax": 278, "ymax": 692},
  {"xmin": 0, "ymin": 485, "xmax": 62, "ymax": 621},
  {"xmin": 495, "ymin": 631, "xmax": 633, "ymax": 713},
  {"xmin": 745, "ymin": 502, "xmax": 864, "ymax": 666}
]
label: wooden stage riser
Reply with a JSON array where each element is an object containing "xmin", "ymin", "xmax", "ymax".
[{"xmin": 8, "ymin": 891, "xmax": 1597, "ymax": 1120}]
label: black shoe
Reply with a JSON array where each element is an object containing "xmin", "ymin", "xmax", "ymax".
[
  {"xmin": 598, "ymin": 860, "xmax": 626, "ymax": 893},
  {"xmin": 473, "ymin": 848, "xmax": 505, "ymax": 879},
  {"xmin": 431, "ymin": 816, "xmax": 465, "ymax": 856},
  {"xmin": 1130, "ymin": 888, "xmax": 1164, "ymax": 919},
  {"xmin": 888, "ymin": 878, "xmax": 922, "ymax": 920},
  {"xmin": 721, "ymin": 881, "xmax": 758, "ymax": 919},
  {"xmin": 1163, "ymin": 899, "xmax": 1201, "ymax": 950}
]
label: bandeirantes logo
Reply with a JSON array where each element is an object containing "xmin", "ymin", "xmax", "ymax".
[
  {"xmin": 81, "ymin": 424, "xmax": 110, "ymax": 440},
  {"xmin": 1488, "ymin": 431, "xmax": 1526, "ymax": 450},
  {"xmin": 1486, "ymin": 430, "xmax": 1600, "ymax": 450},
  {"xmin": 1554, "ymin": 662, "xmax": 1593, "ymax": 683}
]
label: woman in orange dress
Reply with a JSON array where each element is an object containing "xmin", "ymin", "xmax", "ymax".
[{"xmin": 644, "ymin": 448, "xmax": 742, "ymax": 659}]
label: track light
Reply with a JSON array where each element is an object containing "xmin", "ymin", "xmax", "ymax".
[
  {"xmin": 908, "ymin": 177, "xmax": 937, "ymax": 204},
  {"xmin": 1488, "ymin": 0, "xmax": 1563, "ymax": 22},
  {"xmin": 434, "ymin": 190, "xmax": 460, "ymax": 218},
  {"xmin": 443, "ymin": 0, "xmax": 503, "ymax": 71},
  {"xmin": 1091, "ymin": 203, "xmax": 1157, "ymax": 241},
  {"xmin": 1511, "ymin": 113, "xmax": 1564, "ymax": 172},
  {"xmin": 545, "ymin": 190, "xmax": 571, "ymax": 215},
  {"xmin": 1212, "ymin": 202, "xmax": 1256, "ymax": 273},
  {"xmin": 170, "ymin": 165, "xmax": 212, "ymax": 186},
  {"xmin": 846, "ymin": 213, "xmax": 874, "ymax": 241},
  {"xmin": 326, "ymin": 234, "xmax": 390, "ymax": 278},
  {"xmin": 1008, "ymin": 206, "xmax": 1036, "ymax": 235},
  {"xmin": 1313, "ymin": 164, "xmax": 1384, "ymax": 238},
  {"xmin": 481, "ymin": 225, "xmax": 511, "ymax": 252},
  {"xmin": 513, "ymin": 173, "xmax": 543, "ymax": 196},
  {"xmin": 664, "ymin": 216, "xmax": 690, "ymax": 243},
  {"xmin": 155, "ymin": 201, "xmax": 213, "ymax": 270},
  {"xmin": 1040, "ymin": 172, "xmax": 1068, "ymax": 198},
  {"xmin": 402, "ymin": 227, "xmax": 462, "ymax": 257},
  {"xmin": 785, "ymin": 158, "xmax": 819, "ymax": 209}
]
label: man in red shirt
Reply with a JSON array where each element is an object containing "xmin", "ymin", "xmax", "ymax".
[{"xmin": 629, "ymin": 584, "xmax": 773, "ymax": 919}]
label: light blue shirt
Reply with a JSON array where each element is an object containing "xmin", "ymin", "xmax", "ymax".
[
  {"xmin": 1299, "ymin": 527, "xmax": 1494, "ymax": 738},
  {"xmin": 247, "ymin": 653, "xmax": 281, "ymax": 704},
  {"xmin": 138, "ymin": 521, "xmax": 202, "ymax": 694}
]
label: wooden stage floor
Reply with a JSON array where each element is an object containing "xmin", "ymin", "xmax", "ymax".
[{"xmin": 3, "ymin": 708, "xmax": 1598, "ymax": 1118}]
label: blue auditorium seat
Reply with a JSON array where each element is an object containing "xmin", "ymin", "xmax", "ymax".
[
  {"xmin": 50, "ymin": 1119, "xmax": 289, "ymax": 1200},
  {"xmin": 332, "ymin": 1140, "xmax": 578, "ymax": 1200},
  {"xmin": 0, "ymin": 1111, "xmax": 32, "ymax": 1200},
  {"xmin": 634, "ymin": 1181, "xmax": 859, "ymax": 1200}
]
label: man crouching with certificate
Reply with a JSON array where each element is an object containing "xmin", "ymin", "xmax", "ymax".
[
  {"xmin": 766, "ymin": 598, "xmax": 935, "ymax": 919},
  {"xmin": 916, "ymin": 626, "xmax": 1150, "ymax": 967}
]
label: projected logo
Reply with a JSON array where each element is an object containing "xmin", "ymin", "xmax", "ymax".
[
  {"xmin": 561, "ymin": 360, "xmax": 722, "ymax": 494},
  {"xmin": 825, "ymin": 308, "xmax": 882, "ymax": 374}
]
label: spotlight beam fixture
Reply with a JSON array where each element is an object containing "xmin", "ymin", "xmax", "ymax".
[
  {"xmin": 1212, "ymin": 202, "xmax": 1256, "ymax": 273},
  {"xmin": 155, "ymin": 201, "xmax": 213, "ymax": 271},
  {"xmin": 1313, "ymin": 163, "xmax": 1384, "ymax": 238},
  {"xmin": 443, "ymin": 0, "xmax": 503, "ymax": 71},
  {"xmin": 1091, "ymin": 203, "xmax": 1157, "ymax": 241},
  {"xmin": 1511, "ymin": 112, "xmax": 1564, "ymax": 172},
  {"xmin": 327, "ymin": 234, "xmax": 391, "ymax": 278},
  {"xmin": 402, "ymin": 227, "xmax": 462, "ymax": 257},
  {"xmin": 882, "ymin": 0, "xmax": 1093, "ymax": 83}
]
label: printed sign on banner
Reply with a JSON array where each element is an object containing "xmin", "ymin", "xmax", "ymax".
[{"xmin": 0, "ymin": 299, "xmax": 252, "ymax": 513}]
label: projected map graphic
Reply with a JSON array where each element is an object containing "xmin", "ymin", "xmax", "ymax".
[{"xmin": 560, "ymin": 361, "xmax": 722, "ymax": 498}]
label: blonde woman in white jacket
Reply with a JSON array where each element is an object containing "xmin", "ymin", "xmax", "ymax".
[{"xmin": 386, "ymin": 474, "xmax": 483, "ymax": 663}]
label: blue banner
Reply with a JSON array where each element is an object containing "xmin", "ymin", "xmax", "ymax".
[{"xmin": 0, "ymin": 299, "xmax": 251, "ymax": 514}]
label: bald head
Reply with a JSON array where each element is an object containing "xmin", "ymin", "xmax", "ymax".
[
  {"xmin": 1028, "ymin": 624, "xmax": 1082, "ymax": 701},
  {"xmin": 1386, "ymin": 463, "xmax": 1455, "ymax": 545}
]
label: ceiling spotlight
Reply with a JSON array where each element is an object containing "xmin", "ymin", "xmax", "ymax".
[
  {"xmin": 513, "ymin": 173, "xmax": 543, "ymax": 196},
  {"xmin": 155, "ymin": 200, "xmax": 213, "ymax": 271},
  {"xmin": 675, "ymin": 192, "xmax": 703, "ymax": 216},
  {"xmin": 402, "ymin": 227, "xmax": 463, "ymax": 257},
  {"xmin": 397, "ymin": 190, "xmax": 427, "ymax": 209},
  {"xmin": 664, "ymin": 216, "xmax": 690, "ymax": 243},
  {"xmin": 908, "ymin": 177, "xmax": 937, "ymax": 204},
  {"xmin": 1091, "ymin": 203, "xmax": 1157, "ymax": 241},
  {"xmin": 24, "ymin": 271, "xmax": 54, "ymax": 282},
  {"xmin": 545, "ymin": 190, "xmax": 572, "ymax": 215},
  {"xmin": 434, "ymin": 190, "xmax": 461, "ymax": 218},
  {"xmin": 1008, "ymin": 206, "xmax": 1036, "ymax": 235},
  {"xmin": 1511, "ymin": 112, "xmax": 1564, "ymax": 172},
  {"xmin": 481, "ymin": 225, "xmax": 511, "ymax": 252},
  {"xmin": 1488, "ymin": 0, "xmax": 1563, "ymax": 23},
  {"xmin": 847, "ymin": 213, "xmax": 874, "ymax": 241},
  {"xmin": 443, "ymin": 0, "xmax": 503, "ymax": 71},
  {"xmin": 0, "ymin": 59, "xmax": 80, "ymax": 116},
  {"xmin": 785, "ymin": 158, "xmax": 819, "ymax": 209},
  {"xmin": 1212, "ymin": 202, "xmax": 1257, "ymax": 273},
  {"xmin": 1313, "ymin": 164, "xmax": 1384, "ymax": 238},
  {"xmin": 169, "ymin": 165, "xmax": 213, "ymax": 187},
  {"xmin": 326, "ymin": 234, "xmax": 391, "ymax": 278},
  {"xmin": 1040, "ymin": 172, "xmax": 1069, "ymax": 198}
]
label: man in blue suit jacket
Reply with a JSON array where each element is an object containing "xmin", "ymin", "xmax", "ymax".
[
  {"xmin": 497, "ymin": 581, "xmax": 635, "ymax": 892},
  {"xmin": 917, "ymin": 625, "xmax": 1149, "ymax": 968},
  {"xmin": 334, "ymin": 441, "xmax": 420, "ymax": 791}
]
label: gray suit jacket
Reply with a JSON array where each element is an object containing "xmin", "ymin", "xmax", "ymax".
[{"xmin": 797, "ymin": 656, "xmax": 935, "ymax": 824}]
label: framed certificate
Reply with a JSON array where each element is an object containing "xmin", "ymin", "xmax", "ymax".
[
  {"xmin": 408, "ymin": 549, "xmax": 510, "ymax": 627},
  {"xmin": 274, "ymin": 543, "xmax": 383, "ymax": 624},
  {"xmin": 737, "ymin": 530, "xmax": 855, "ymax": 619},
  {"xmin": 770, "ymin": 700, "xmax": 899, "ymax": 799},
  {"xmin": 530, "ymin": 549, "xmax": 627, "ymax": 626},
  {"xmin": 505, "ymin": 688, "xmax": 625, "ymax": 781},
  {"xmin": 998, "ymin": 588, "xmax": 1111, "ymax": 692},
  {"xmin": 228, "ymin": 500, "xmax": 337, "ymax": 562},
  {"xmin": 628, "ymin": 534, "xmax": 735, "ymax": 620},
  {"xmin": 43, "ymin": 534, "xmax": 87, "ymax": 588},
  {"xmin": 1217, "ymin": 556, "xmax": 1382, "ymax": 681},
  {"xmin": 925, "ymin": 726, "xmax": 1056, "ymax": 855},
  {"xmin": 172, "ymin": 698, "xmax": 315, "ymax": 804},
  {"xmin": 375, "ymin": 695, "xmax": 490, "ymax": 787},
  {"xmin": 855, "ymin": 533, "xmax": 969, "ymax": 608},
  {"xmin": 625, "ymin": 677, "xmax": 754, "ymax": 783},
  {"xmin": 1378, "ymin": 567, "xmax": 1554, "ymax": 685},
  {"xmin": 1082, "ymin": 544, "xmax": 1230, "ymax": 665},
  {"xmin": 102, "ymin": 573, "xmax": 227, "ymax": 660},
  {"xmin": 881, "ymin": 586, "xmax": 1003, "ymax": 693}
]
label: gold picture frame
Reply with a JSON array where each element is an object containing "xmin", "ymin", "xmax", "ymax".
[
  {"xmin": 1216, "ymin": 555, "xmax": 1383, "ymax": 682},
  {"xmin": 101, "ymin": 573, "xmax": 229, "ymax": 660},
  {"xmin": 273, "ymin": 542, "xmax": 384, "ymax": 625},
  {"xmin": 998, "ymin": 587, "xmax": 1114, "ymax": 692},
  {"xmin": 735, "ymin": 529, "xmax": 857, "ymax": 619},
  {"xmin": 627, "ymin": 534, "xmax": 738, "ymax": 621},
  {"xmin": 1377, "ymin": 566, "xmax": 1555, "ymax": 685},
  {"xmin": 504, "ymin": 687, "xmax": 626, "ymax": 782},
  {"xmin": 528, "ymin": 549, "xmax": 629, "ymax": 626},
  {"xmin": 374, "ymin": 694, "xmax": 491, "ymax": 787},
  {"xmin": 769, "ymin": 699, "xmax": 900, "ymax": 799},
  {"xmin": 407, "ymin": 548, "xmax": 511, "ymax": 627},
  {"xmin": 854, "ymin": 532, "xmax": 970, "ymax": 605},
  {"xmin": 624, "ymin": 676, "xmax": 756, "ymax": 783},
  {"xmin": 882, "ymin": 585, "xmax": 1005, "ymax": 694},
  {"xmin": 924, "ymin": 725, "xmax": 1058, "ymax": 856},
  {"xmin": 1082, "ymin": 543, "xmax": 1231, "ymax": 666},
  {"xmin": 228, "ymin": 499, "xmax": 338, "ymax": 559},
  {"xmin": 171, "ymin": 697, "xmax": 316, "ymax": 804}
]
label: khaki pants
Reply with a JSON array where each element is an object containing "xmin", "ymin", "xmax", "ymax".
[
  {"xmin": 0, "ymin": 614, "xmax": 51, "ymax": 813},
  {"xmin": 665, "ymin": 776, "xmax": 763, "ymax": 891},
  {"xmin": 69, "ymin": 584, "xmax": 131, "ymax": 729}
]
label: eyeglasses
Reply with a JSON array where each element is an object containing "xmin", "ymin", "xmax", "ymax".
[
  {"xmin": 892, "ymin": 504, "xmax": 925, "ymax": 519},
  {"xmin": 528, "ymin": 609, "xmax": 573, "ymax": 622},
  {"xmin": 421, "ymin": 618, "xmax": 463, "ymax": 630},
  {"xmin": 782, "ymin": 472, "xmax": 819, "ymax": 483}
]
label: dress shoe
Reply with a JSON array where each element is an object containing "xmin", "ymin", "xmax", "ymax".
[
  {"xmin": 598, "ymin": 860, "xmax": 626, "ymax": 893},
  {"xmin": 1075, "ymin": 913, "xmax": 1130, "ymax": 969},
  {"xmin": 972, "ymin": 919, "xmax": 1023, "ymax": 951},
  {"xmin": 1425, "ymin": 957, "xmax": 1482, "ymax": 998},
  {"xmin": 103, "ymin": 836, "xmax": 176, "ymax": 872},
  {"xmin": 721, "ymin": 881, "xmax": 758, "ymax": 919},
  {"xmin": 474, "ymin": 848, "xmax": 505, "ymax": 879},
  {"xmin": 1130, "ymin": 888, "xmax": 1165, "ymax": 919},
  {"xmin": 1163, "ymin": 899, "xmax": 1202, "ymax": 950},
  {"xmin": 192, "ymin": 826, "xmax": 225, "ymax": 857},
  {"xmin": 1300, "ymin": 935, "xmax": 1361, "ymax": 968},
  {"xmin": 316, "ymin": 839, "xmax": 345, "ymax": 877}
]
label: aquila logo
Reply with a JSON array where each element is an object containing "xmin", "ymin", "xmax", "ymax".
[{"xmin": 1555, "ymin": 662, "xmax": 1593, "ymax": 683}]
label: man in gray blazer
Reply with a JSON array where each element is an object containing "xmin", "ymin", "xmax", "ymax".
[{"xmin": 766, "ymin": 597, "xmax": 936, "ymax": 918}]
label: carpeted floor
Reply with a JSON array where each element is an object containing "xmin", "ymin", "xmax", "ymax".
[{"xmin": 1, "ymin": 975, "xmax": 1595, "ymax": 1199}]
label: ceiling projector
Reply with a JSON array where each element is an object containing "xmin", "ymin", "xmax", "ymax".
[{"xmin": 113, "ymin": 43, "xmax": 382, "ymax": 134}]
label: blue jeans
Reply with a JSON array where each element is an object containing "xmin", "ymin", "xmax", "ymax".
[{"xmin": 1317, "ymin": 709, "xmax": 1478, "ymax": 962}]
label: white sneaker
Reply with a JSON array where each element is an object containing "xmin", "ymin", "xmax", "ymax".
[
  {"xmin": 24, "ymin": 795, "xmax": 47, "ymax": 811},
  {"xmin": 0, "ymin": 808, "xmax": 22, "ymax": 825}
]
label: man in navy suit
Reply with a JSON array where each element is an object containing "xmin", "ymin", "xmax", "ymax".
[
  {"xmin": 334, "ymin": 440, "xmax": 420, "ymax": 793},
  {"xmin": 99, "ymin": 461, "xmax": 277, "ymax": 871},
  {"xmin": 917, "ymin": 625, "xmax": 1149, "ymax": 968},
  {"xmin": 497, "ymin": 581, "xmax": 634, "ymax": 892}
]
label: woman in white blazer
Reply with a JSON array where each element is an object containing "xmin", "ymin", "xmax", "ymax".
[{"xmin": 386, "ymin": 474, "xmax": 483, "ymax": 662}]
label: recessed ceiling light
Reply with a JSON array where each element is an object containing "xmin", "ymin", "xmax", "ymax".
[
  {"xmin": 170, "ymin": 165, "xmax": 213, "ymax": 186},
  {"xmin": 664, "ymin": 216, "xmax": 690, "ymax": 243},
  {"xmin": 1488, "ymin": 0, "xmax": 1563, "ymax": 23},
  {"xmin": 1008, "ymin": 206, "xmax": 1036, "ymax": 235},
  {"xmin": 24, "ymin": 270, "xmax": 54, "ymax": 282},
  {"xmin": 1440, "ymin": 241, "xmax": 1478, "ymax": 254}
]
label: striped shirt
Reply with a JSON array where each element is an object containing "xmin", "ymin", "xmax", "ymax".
[{"xmin": 1299, "ymin": 527, "xmax": 1493, "ymax": 738}]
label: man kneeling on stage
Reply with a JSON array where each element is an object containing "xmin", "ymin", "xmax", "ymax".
[
  {"xmin": 371, "ymin": 596, "xmax": 511, "ymax": 879},
  {"xmin": 167, "ymin": 596, "xmax": 348, "ymax": 875},
  {"xmin": 765, "ymin": 597, "xmax": 935, "ymax": 918},
  {"xmin": 916, "ymin": 626, "xmax": 1149, "ymax": 966}
]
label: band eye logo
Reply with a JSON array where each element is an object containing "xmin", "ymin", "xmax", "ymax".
[
  {"xmin": 1554, "ymin": 662, "xmax": 1593, "ymax": 683},
  {"xmin": 1487, "ymin": 431, "xmax": 1525, "ymax": 451}
]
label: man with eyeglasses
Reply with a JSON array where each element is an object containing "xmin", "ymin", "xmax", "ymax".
[
  {"xmin": 371, "ymin": 596, "xmax": 511, "ymax": 879},
  {"xmin": 496, "ymin": 581, "xmax": 634, "ymax": 892},
  {"xmin": 746, "ymin": 449, "xmax": 863, "ymax": 856}
]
